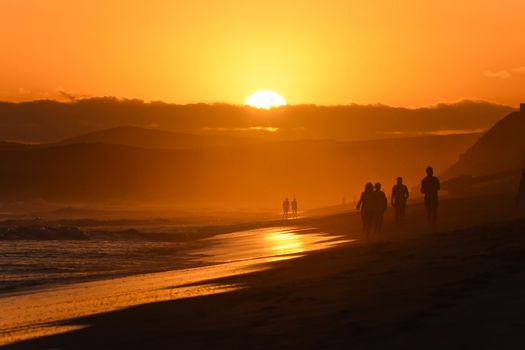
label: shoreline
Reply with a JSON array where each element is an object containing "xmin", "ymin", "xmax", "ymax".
[
  {"xmin": 5, "ymin": 215, "xmax": 525, "ymax": 349},
  {"xmin": 0, "ymin": 226, "xmax": 350, "ymax": 345},
  {"xmin": 3, "ymin": 192, "xmax": 525, "ymax": 349},
  {"xmin": 0, "ymin": 218, "xmax": 312, "ymax": 296}
]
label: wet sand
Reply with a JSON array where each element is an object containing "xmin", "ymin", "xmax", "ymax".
[
  {"xmin": 4, "ymin": 193, "xmax": 525, "ymax": 349},
  {"xmin": 0, "ymin": 227, "xmax": 349, "ymax": 345}
]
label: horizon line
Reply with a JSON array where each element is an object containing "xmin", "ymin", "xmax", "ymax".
[{"xmin": 0, "ymin": 96, "xmax": 516, "ymax": 110}]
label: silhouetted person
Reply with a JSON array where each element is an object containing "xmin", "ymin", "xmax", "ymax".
[
  {"xmin": 283, "ymin": 197, "xmax": 290, "ymax": 219},
  {"xmin": 391, "ymin": 177, "xmax": 409, "ymax": 225},
  {"xmin": 421, "ymin": 166, "xmax": 440, "ymax": 227},
  {"xmin": 357, "ymin": 183, "xmax": 376, "ymax": 238},
  {"xmin": 373, "ymin": 182, "xmax": 388, "ymax": 233},
  {"xmin": 517, "ymin": 169, "xmax": 525, "ymax": 212},
  {"xmin": 291, "ymin": 197, "xmax": 298, "ymax": 218}
]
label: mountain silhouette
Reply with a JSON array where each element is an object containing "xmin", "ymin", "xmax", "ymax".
[
  {"xmin": 443, "ymin": 108, "xmax": 525, "ymax": 179},
  {"xmin": 58, "ymin": 126, "xmax": 255, "ymax": 150},
  {"xmin": 440, "ymin": 107, "xmax": 525, "ymax": 195},
  {"xmin": 0, "ymin": 133, "xmax": 480, "ymax": 209},
  {"xmin": 0, "ymin": 141, "xmax": 32, "ymax": 151}
]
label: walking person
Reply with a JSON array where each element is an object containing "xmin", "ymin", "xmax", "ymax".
[
  {"xmin": 421, "ymin": 166, "xmax": 440, "ymax": 227},
  {"xmin": 517, "ymin": 169, "xmax": 525, "ymax": 213},
  {"xmin": 391, "ymin": 177, "xmax": 409, "ymax": 225},
  {"xmin": 282, "ymin": 198, "xmax": 290, "ymax": 219},
  {"xmin": 291, "ymin": 197, "xmax": 298, "ymax": 218},
  {"xmin": 373, "ymin": 183, "xmax": 388, "ymax": 234},
  {"xmin": 357, "ymin": 183, "xmax": 376, "ymax": 238}
]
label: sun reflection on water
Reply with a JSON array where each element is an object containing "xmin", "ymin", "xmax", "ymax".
[
  {"xmin": 265, "ymin": 230, "xmax": 304, "ymax": 256},
  {"xmin": 0, "ymin": 227, "xmax": 352, "ymax": 345}
]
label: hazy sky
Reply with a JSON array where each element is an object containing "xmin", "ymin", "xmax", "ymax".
[{"xmin": 1, "ymin": 0, "xmax": 524, "ymax": 106}]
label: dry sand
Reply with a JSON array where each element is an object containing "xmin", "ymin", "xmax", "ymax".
[{"xmin": 4, "ymin": 193, "xmax": 525, "ymax": 349}]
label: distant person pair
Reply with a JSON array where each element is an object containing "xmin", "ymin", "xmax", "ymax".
[{"xmin": 283, "ymin": 197, "xmax": 298, "ymax": 219}]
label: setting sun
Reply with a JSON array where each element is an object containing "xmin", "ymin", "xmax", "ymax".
[{"xmin": 244, "ymin": 91, "xmax": 287, "ymax": 109}]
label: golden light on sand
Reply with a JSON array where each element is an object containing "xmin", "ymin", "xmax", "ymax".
[
  {"xmin": 265, "ymin": 231, "xmax": 303, "ymax": 255},
  {"xmin": 244, "ymin": 91, "xmax": 287, "ymax": 109}
]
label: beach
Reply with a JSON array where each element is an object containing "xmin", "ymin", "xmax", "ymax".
[
  {"xmin": 4, "ymin": 2, "xmax": 525, "ymax": 348},
  {"xmin": 0, "ymin": 225, "xmax": 350, "ymax": 346},
  {"xmin": 3, "ymin": 193, "xmax": 525, "ymax": 349}
]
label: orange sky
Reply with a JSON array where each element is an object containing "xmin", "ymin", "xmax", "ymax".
[{"xmin": 1, "ymin": 0, "xmax": 524, "ymax": 106}]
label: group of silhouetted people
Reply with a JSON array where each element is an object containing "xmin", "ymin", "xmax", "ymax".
[
  {"xmin": 283, "ymin": 197, "xmax": 298, "ymax": 219},
  {"xmin": 279, "ymin": 166, "xmax": 525, "ymax": 236},
  {"xmin": 357, "ymin": 166, "xmax": 441, "ymax": 237}
]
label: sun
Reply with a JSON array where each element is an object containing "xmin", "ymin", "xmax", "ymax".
[{"xmin": 244, "ymin": 90, "xmax": 287, "ymax": 109}]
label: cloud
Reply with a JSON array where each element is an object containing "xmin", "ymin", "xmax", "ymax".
[
  {"xmin": 483, "ymin": 65, "xmax": 525, "ymax": 79},
  {"xmin": 200, "ymin": 126, "xmax": 279, "ymax": 133},
  {"xmin": 382, "ymin": 128, "xmax": 486, "ymax": 137},
  {"xmin": 54, "ymin": 88, "xmax": 91, "ymax": 102},
  {"xmin": 483, "ymin": 70, "xmax": 511, "ymax": 79},
  {"xmin": 512, "ymin": 66, "xmax": 525, "ymax": 74},
  {"xmin": 57, "ymin": 89, "xmax": 77, "ymax": 101}
]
